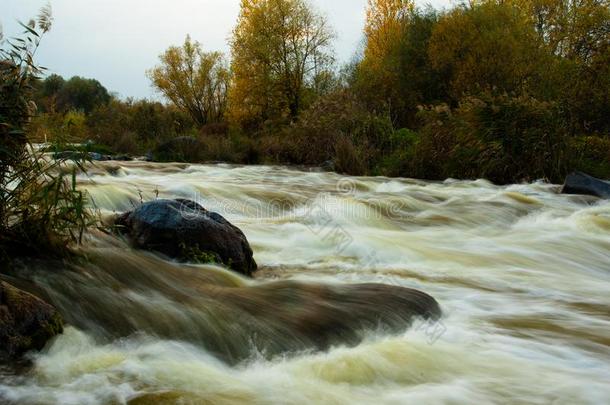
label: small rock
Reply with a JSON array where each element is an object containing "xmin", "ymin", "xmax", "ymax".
[
  {"xmin": 0, "ymin": 281, "xmax": 63, "ymax": 359},
  {"xmin": 320, "ymin": 160, "xmax": 335, "ymax": 172}
]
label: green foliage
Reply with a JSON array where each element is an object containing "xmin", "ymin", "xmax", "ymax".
[
  {"xmin": 374, "ymin": 128, "xmax": 419, "ymax": 176},
  {"xmin": 0, "ymin": 7, "xmax": 96, "ymax": 262},
  {"xmin": 325, "ymin": 0, "xmax": 609, "ymax": 181},
  {"xmin": 83, "ymin": 98, "xmax": 196, "ymax": 155},
  {"xmin": 62, "ymin": 110, "xmax": 88, "ymax": 140},
  {"xmin": 178, "ymin": 242, "xmax": 222, "ymax": 265},
  {"xmin": 356, "ymin": 4, "xmax": 445, "ymax": 127},
  {"xmin": 262, "ymin": 89, "xmax": 399, "ymax": 175},
  {"xmin": 35, "ymin": 74, "xmax": 111, "ymax": 113},
  {"xmin": 57, "ymin": 76, "xmax": 111, "ymax": 113}
]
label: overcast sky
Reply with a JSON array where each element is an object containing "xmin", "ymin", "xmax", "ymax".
[{"xmin": 2, "ymin": 0, "xmax": 452, "ymax": 99}]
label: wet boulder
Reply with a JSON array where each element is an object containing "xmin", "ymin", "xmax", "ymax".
[
  {"xmin": 561, "ymin": 172, "xmax": 610, "ymax": 199},
  {"xmin": 0, "ymin": 281, "xmax": 63, "ymax": 359},
  {"xmin": 115, "ymin": 199, "xmax": 257, "ymax": 276}
]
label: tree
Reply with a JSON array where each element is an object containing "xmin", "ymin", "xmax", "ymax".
[
  {"xmin": 513, "ymin": 0, "xmax": 610, "ymax": 133},
  {"xmin": 39, "ymin": 74, "xmax": 65, "ymax": 97},
  {"xmin": 513, "ymin": 0, "xmax": 609, "ymax": 63},
  {"xmin": 228, "ymin": 0, "xmax": 335, "ymax": 128},
  {"xmin": 428, "ymin": 1, "xmax": 549, "ymax": 101},
  {"xmin": 356, "ymin": 3, "xmax": 445, "ymax": 127},
  {"xmin": 57, "ymin": 76, "xmax": 110, "ymax": 113},
  {"xmin": 33, "ymin": 74, "xmax": 110, "ymax": 114},
  {"xmin": 148, "ymin": 36, "xmax": 230, "ymax": 127},
  {"xmin": 363, "ymin": 0, "xmax": 413, "ymax": 65},
  {"xmin": 355, "ymin": 0, "xmax": 415, "ymax": 125}
]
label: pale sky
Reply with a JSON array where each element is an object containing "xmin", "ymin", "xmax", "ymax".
[{"xmin": 2, "ymin": 0, "xmax": 452, "ymax": 99}]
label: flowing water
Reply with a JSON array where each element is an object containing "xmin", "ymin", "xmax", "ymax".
[{"xmin": 2, "ymin": 162, "xmax": 610, "ymax": 404}]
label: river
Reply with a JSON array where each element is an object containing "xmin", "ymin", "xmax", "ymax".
[{"xmin": 1, "ymin": 162, "xmax": 609, "ymax": 404}]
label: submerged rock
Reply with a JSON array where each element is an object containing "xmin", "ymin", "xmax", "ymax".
[
  {"xmin": 53, "ymin": 151, "xmax": 111, "ymax": 161},
  {"xmin": 29, "ymin": 245, "xmax": 441, "ymax": 363},
  {"xmin": 320, "ymin": 160, "xmax": 335, "ymax": 172},
  {"xmin": 216, "ymin": 281, "xmax": 443, "ymax": 356},
  {"xmin": 110, "ymin": 154, "xmax": 134, "ymax": 162},
  {"xmin": 561, "ymin": 172, "xmax": 610, "ymax": 199},
  {"xmin": 115, "ymin": 199, "xmax": 257, "ymax": 276},
  {"xmin": 0, "ymin": 281, "xmax": 63, "ymax": 359}
]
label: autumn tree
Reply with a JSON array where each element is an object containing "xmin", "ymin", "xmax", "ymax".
[
  {"xmin": 510, "ymin": 0, "xmax": 609, "ymax": 62},
  {"xmin": 513, "ymin": 0, "xmax": 610, "ymax": 133},
  {"xmin": 428, "ymin": 1, "xmax": 549, "ymax": 101},
  {"xmin": 228, "ymin": 0, "xmax": 335, "ymax": 128},
  {"xmin": 363, "ymin": 0, "xmax": 413, "ymax": 65},
  {"xmin": 355, "ymin": 0, "xmax": 418, "ymax": 126},
  {"xmin": 148, "ymin": 36, "xmax": 230, "ymax": 127}
]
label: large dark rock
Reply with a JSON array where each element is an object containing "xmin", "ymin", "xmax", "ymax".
[
  {"xmin": 0, "ymin": 281, "xmax": 63, "ymax": 359},
  {"xmin": 116, "ymin": 199, "xmax": 257, "ymax": 276},
  {"xmin": 561, "ymin": 171, "xmax": 610, "ymax": 199}
]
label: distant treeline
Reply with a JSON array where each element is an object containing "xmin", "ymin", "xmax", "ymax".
[{"xmin": 29, "ymin": 0, "xmax": 610, "ymax": 183}]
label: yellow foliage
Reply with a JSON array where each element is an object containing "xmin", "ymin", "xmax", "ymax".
[
  {"xmin": 428, "ymin": 1, "xmax": 548, "ymax": 99},
  {"xmin": 148, "ymin": 36, "xmax": 229, "ymax": 126},
  {"xmin": 228, "ymin": 0, "xmax": 334, "ymax": 128},
  {"xmin": 507, "ymin": 0, "xmax": 609, "ymax": 62},
  {"xmin": 364, "ymin": 0, "xmax": 414, "ymax": 64}
]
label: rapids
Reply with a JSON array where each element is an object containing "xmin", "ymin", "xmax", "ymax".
[{"xmin": 1, "ymin": 162, "xmax": 610, "ymax": 404}]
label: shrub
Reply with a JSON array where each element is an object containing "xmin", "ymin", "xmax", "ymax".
[
  {"xmin": 278, "ymin": 90, "xmax": 397, "ymax": 174},
  {"xmin": 153, "ymin": 136, "xmax": 204, "ymax": 162},
  {"xmin": 414, "ymin": 93, "xmax": 570, "ymax": 183},
  {"xmin": 27, "ymin": 112, "xmax": 63, "ymax": 143},
  {"xmin": 333, "ymin": 135, "xmax": 368, "ymax": 175},
  {"xmin": 375, "ymin": 128, "xmax": 420, "ymax": 177},
  {"xmin": 569, "ymin": 136, "xmax": 610, "ymax": 179}
]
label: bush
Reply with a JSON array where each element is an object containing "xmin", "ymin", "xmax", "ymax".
[
  {"xmin": 413, "ymin": 93, "xmax": 570, "ymax": 183},
  {"xmin": 375, "ymin": 128, "xmax": 420, "ymax": 176},
  {"xmin": 333, "ymin": 135, "xmax": 368, "ymax": 175},
  {"xmin": 569, "ymin": 136, "xmax": 610, "ymax": 179},
  {"xmin": 276, "ymin": 90, "xmax": 397, "ymax": 174}
]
